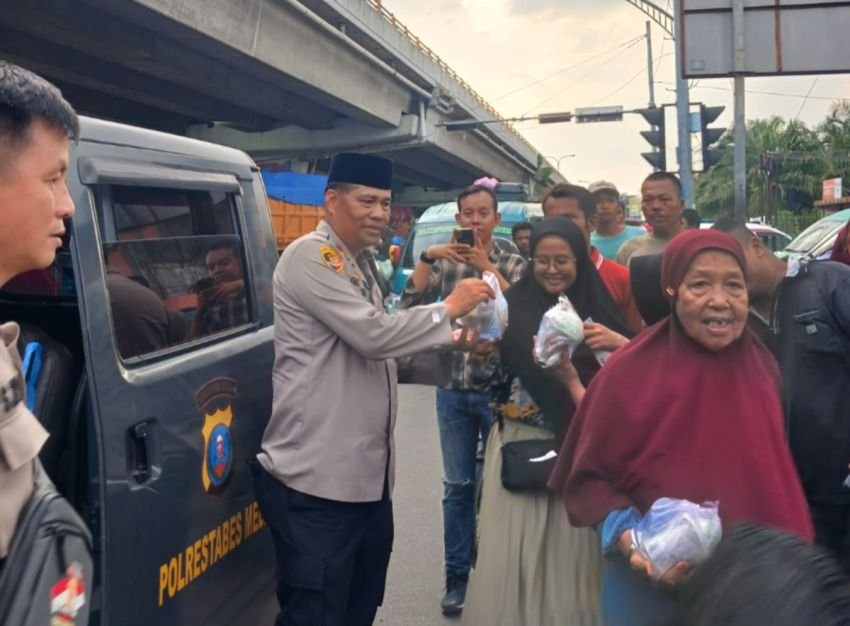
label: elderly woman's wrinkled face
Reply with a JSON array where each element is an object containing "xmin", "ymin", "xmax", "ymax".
[
  {"xmin": 675, "ymin": 250, "xmax": 748, "ymax": 351},
  {"xmin": 532, "ymin": 235, "xmax": 577, "ymax": 296}
]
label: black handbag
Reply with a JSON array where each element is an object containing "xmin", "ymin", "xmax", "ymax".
[
  {"xmin": 396, "ymin": 351, "xmax": 451, "ymax": 387},
  {"xmin": 500, "ymin": 438, "xmax": 558, "ymax": 492}
]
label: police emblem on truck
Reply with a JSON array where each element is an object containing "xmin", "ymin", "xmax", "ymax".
[{"xmin": 196, "ymin": 377, "xmax": 237, "ymax": 494}]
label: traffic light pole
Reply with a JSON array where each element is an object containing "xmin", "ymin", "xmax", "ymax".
[
  {"xmin": 733, "ymin": 77, "xmax": 746, "ymax": 221},
  {"xmin": 645, "ymin": 21, "xmax": 656, "ymax": 108},
  {"xmin": 645, "ymin": 21, "xmax": 661, "ymax": 171},
  {"xmin": 673, "ymin": 1, "xmax": 695, "ymax": 208},
  {"xmin": 732, "ymin": 0, "xmax": 747, "ymax": 221}
]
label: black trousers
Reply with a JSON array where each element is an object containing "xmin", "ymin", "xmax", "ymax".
[
  {"xmin": 250, "ymin": 461, "xmax": 394, "ymax": 626},
  {"xmin": 810, "ymin": 502, "xmax": 850, "ymax": 573}
]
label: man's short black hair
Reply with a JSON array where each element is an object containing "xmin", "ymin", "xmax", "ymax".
[
  {"xmin": 456, "ymin": 184, "xmax": 498, "ymax": 213},
  {"xmin": 711, "ymin": 217, "xmax": 755, "ymax": 241},
  {"xmin": 642, "ymin": 171, "xmax": 682, "ymax": 197},
  {"xmin": 325, "ymin": 181, "xmax": 355, "ymax": 194},
  {"xmin": 207, "ymin": 240, "xmax": 240, "ymax": 258},
  {"xmin": 511, "ymin": 221, "xmax": 532, "ymax": 237},
  {"xmin": 682, "ymin": 208, "xmax": 701, "ymax": 228},
  {"xmin": 542, "ymin": 183, "xmax": 595, "ymax": 221},
  {"xmin": 666, "ymin": 524, "xmax": 850, "ymax": 626},
  {"xmin": 0, "ymin": 62, "xmax": 79, "ymax": 173}
]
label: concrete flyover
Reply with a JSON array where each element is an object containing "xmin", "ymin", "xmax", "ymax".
[{"xmin": 0, "ymin": 0, "xmax": 547, "ymax": 193}]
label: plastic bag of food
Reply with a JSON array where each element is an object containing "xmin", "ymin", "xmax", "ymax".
[
  {"xmin": 633, "ymin": 498, "xmax": 722, "ymax": 579},
  {"xmin": 584, "ymin": 316, "xmax": 612, "ymax": 367},
  {"xmin": 461, "ymin": 271, "xmax": 508, "ymax": 341},
  {"xmin": 384, "ymin": 293, "xmax": 402, "ymax": 315},
  {"xmin": 533, "ymin": 295, "xmax": 584, "ymax": 368}
]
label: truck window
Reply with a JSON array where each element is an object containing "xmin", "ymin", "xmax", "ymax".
[{"xmin": 98, "ymin": 185, "xmax": 253, "ymax": 361}]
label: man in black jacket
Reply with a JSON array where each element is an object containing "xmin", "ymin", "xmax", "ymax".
[{"xmin": 714, "ymin": 218, "xmax": 850, "ymax": 570}]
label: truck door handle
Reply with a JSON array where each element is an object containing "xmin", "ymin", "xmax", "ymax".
[{"xmin": 128, "ymin": 421, "xmax": 152, "ymax": 484}]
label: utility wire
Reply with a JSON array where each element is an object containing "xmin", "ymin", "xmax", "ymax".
[
  {"xmin": 491, "ymin": 35, "xmax": 645, "ymax": 104},
  {"xmin": 655, "ymin": 27, "xmax": 667, "ymax": 77},
  {"xmin": 592, "ymin": 50, "xmax": 673, "ymax": 106},
  {"xmin": 521, "ymin": 36, "xmax": 646, "ymax": 115},
  {"xmin": 592, "ymin": 66, "xmax": 647, "ymax": 105},
  {"xmin": 658, "ymin": 81, "xmax": 844, "ymax": 101},
  {"xmin": 795, "ymin": 77, "xmax": 820, "ymax": 119}
]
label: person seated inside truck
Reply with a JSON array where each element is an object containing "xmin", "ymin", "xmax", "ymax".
[
  {"xmin": 191, "ymin": 241, "xmax": 248, "ymax": 336},
  {"xmin": 127, "ymin": 275, "xmax": 190, "ymax": 344},
  {"xmin": 103, "ymin": 245, "xmax": 185, "ymax": 358}
]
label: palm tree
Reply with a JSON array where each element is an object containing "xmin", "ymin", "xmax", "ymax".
[
  {"xmin": 532, "ymin": 155, "xmax": 558, "ymax": 197},
  {"xmin": 818, "ymin": 101, "xmax": 850, "ymax": 179},
  {"xmin": 696, "ymin": 116, "xmax": 822, "ymax": 217}
]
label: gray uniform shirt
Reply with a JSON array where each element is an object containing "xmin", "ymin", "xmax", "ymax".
[
  {"xmin": 0, "ymin": 322, "xmax": 49, "ymax": 558},
  {"xmin": 258, "ymin": 221, "xmax": 454, "ymax": 503}
]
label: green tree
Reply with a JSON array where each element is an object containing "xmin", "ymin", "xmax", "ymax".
[
  {"xmin": 532, "ymin": 154, "xmax": 559, "ymax": 199},
  {"xmin": 695, "ymin": 116, "xmax": 823, "ymax": 217},
  {"xmin": 817, "ymin": 101, "xmax": 850, "ymax": 179}
]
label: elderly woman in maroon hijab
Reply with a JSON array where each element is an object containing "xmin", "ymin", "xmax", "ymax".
[
  {"xmin": 548, "ymin": 229, "xmax": 813, "ymax": 626},
  {"xmin": 830, "ymin": 219, "xmax": 850, "ymax": 265}
]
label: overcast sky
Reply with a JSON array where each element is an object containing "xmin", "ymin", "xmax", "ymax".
[{"xmin": 385, "ymin": 0, "xmax": 850, "ymax": 195}]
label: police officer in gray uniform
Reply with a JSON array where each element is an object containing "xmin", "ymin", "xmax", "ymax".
[
  {"xmin": 0, "ymin": 62, "xmax": 77, "ymax": 563},
  {"xmin": 253, "ymin": 153, "xmax": 492, "ymax": 625}
]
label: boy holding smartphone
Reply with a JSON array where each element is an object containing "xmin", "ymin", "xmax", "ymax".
[{"xmin": 402, "ymin": 183, "xmax": 525, "ymax": 615}]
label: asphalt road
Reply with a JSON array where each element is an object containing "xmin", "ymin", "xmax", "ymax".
[{"xmin": 375, "ymin": 384, "xmax": 459, "ymax": 626}]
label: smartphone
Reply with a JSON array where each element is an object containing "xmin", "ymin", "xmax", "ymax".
[
  {"xmin": 195, "ymin": 277, "xmax": 216, "ymax": 292},
  {"xmin": 454, "ymin": 228, "xmax": 475, "ymax": 246}
]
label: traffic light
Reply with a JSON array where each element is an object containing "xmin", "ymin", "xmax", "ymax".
[
  {"xmin": 700, "ymin": 104, "xmax": 726, "ymax": 171},
  {"xmin": 636, "ymin": 106, "xmax": 665, "ymax": 171}
]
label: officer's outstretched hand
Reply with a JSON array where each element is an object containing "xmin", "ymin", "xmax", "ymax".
[{"xmin": 444, "ymin": 278, "xmax": 494, "ymax": 320}]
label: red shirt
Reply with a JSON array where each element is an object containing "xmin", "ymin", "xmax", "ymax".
[{"xmin": 591, "ymin": 247, "xmax": 644, "ymax": 333}]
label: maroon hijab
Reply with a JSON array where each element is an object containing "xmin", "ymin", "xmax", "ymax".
[
  {"xmin": 830, "ymin": 220, "xmax": 850, "ymax": 265},
  {"xmin": 549, "ymin": 230, "xmax": 813, "ymax": 540}
]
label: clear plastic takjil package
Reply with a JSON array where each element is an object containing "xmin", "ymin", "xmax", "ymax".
[
  {"xmin": 533, "ymin": 295, "xmax": 584, "ymax": 368},
  {"xmin": 633, "ymin": 498, "xmax": 722, "ymax": 579},
  {"xmin": 460, "ymin": 271, "xmax": 509, "ymax": 341}
]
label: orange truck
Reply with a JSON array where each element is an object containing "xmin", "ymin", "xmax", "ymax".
[
  {"xmin": 268, "ymin": 198, "xmax": 324, "ymax": 251},
  {"xmin": 260, "ymin": 171, "xmax": 329, "ymax": 251}
]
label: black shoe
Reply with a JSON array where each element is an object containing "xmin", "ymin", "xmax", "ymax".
[{"xmin": 440, "ymin": 572, "xmax": 468, "ymax": 616}]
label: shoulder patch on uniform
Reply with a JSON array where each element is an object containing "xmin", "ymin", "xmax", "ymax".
[{"xmin": 319, "ymin": 245, "xmax": 344, "ymax": 272}]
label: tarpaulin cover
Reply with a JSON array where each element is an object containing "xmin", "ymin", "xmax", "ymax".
[{"xmin": 261, "ymin": 171, "xmax": 328, "ymax": 206}]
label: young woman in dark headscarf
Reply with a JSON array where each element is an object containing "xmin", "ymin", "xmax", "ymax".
[
  {"xmin": 462, "ymin": 217, "xmax": 632, "ymax": 626},
  {"xmin": 548, "ymin": 229, "xmax": 813, "ymax": 626}
]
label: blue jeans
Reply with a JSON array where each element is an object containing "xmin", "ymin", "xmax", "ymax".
[{"xmin": 436, "ymin": 388, "xmax": 493, "ymax": 577}]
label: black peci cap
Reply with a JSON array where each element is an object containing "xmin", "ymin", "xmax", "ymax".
[{"xmin": 327, "ymin": 152, "xmax": 394, "ymax": 190}]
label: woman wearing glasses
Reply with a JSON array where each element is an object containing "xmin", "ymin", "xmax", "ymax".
[{"xmin": 462, "ymin": 217, "xmax": 633, "ymax": 626}]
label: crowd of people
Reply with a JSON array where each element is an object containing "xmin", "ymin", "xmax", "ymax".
[
  {"xmin": 259, "ymin": 144, "xmax": 850, "ymax": 625},
  {"xmin": 392, "ymin": 173, "xmax": 850, "ymax": 625},
  {"xmin": 4, "ymin": 60, "xmax": 850, "ymax": 626}
]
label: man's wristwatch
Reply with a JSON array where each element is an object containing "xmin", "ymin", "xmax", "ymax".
[{"xmin": 419, "ymin": 250, "xmax": 437, "ymax": 265}]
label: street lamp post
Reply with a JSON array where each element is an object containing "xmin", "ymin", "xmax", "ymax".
[{"xmin": 543, "ymin": 154, "xmax": 576, "ymax": 172}]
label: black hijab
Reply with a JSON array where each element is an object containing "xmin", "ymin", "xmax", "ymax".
[{"xmin": 500, "ymin": 217, "xmax": 632, "ymax": 432}]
